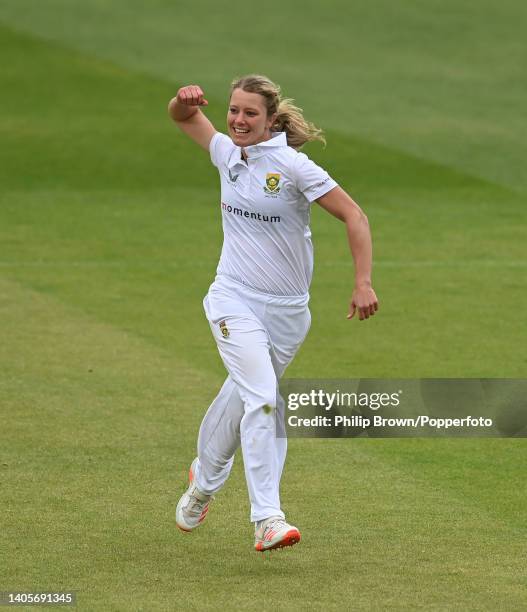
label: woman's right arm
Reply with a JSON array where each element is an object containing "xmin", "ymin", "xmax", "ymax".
[{"xmin": 168, "ymin": 85, "xmax": 217, "ymax": 151}]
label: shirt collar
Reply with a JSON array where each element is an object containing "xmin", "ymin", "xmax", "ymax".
[{"xmin": 228, "ymin": 132, "xmax": 287, "ymax": 169}]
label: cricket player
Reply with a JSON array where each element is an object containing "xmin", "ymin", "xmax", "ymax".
[{"xmin": 168, "ymin": 75, "xmax": 378, "ymax": 551}]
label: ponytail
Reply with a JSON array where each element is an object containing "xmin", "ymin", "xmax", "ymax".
[{"xmin": 273, "ymin": 97, "xmax": 326, "ymax": 149}]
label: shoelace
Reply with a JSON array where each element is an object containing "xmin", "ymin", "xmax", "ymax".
[
  {"xmin": 262, "ymin": 517, "xmax": 287, "ymax": 537},
  {"xmin": 185, "ymin": 488, "xmax": 211, "ymax": 518}
]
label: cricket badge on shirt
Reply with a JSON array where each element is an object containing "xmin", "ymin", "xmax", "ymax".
[
  {"xmin": 219, "ymin": 320, "xmax": 229, "ymax": 338},
  {"xmin": 263, "ymin": 173, "xmax": 281, "ymax": 196}
]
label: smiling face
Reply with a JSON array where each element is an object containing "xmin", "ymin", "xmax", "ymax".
[{"xmin": 227, "ymin": 88, "xmax": 277, "ymax": 148}]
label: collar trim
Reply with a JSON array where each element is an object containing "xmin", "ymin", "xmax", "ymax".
[{"xmin": 228, "ymin": 132, "xmax": 287, "ymax": 168}]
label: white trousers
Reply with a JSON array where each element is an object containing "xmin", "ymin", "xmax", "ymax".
[{"xmin": 193, "ymin": 275, "xmax": 311, "ymax": 522}]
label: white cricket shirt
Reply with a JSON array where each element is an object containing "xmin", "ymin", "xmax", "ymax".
[{"xmin": 209, "ymin": 131, "xmax": 338, "ymax": 297}]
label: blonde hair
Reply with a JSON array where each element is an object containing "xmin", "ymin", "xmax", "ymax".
[{"xmin": 229, "ymin": 74, "xmax": 326, "ymax": 149}]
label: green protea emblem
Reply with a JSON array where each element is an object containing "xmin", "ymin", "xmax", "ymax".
[{"xmin": 264, "ymin": 173, "xmax": 281, "ymax": 194}]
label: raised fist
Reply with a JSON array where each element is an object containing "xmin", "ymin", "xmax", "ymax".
[{"xmin": 176, "ymin": 85, "xmax": 208, "ymax": 107}]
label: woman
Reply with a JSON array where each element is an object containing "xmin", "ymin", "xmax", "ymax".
[{"xmin": 168, "ymin": 75, "xmax": 378, "ymax": 552}]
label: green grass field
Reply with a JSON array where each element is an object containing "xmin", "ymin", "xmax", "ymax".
[{"xmin": 1, "ymin": 2, "xmax": 526, "ymax": 610}]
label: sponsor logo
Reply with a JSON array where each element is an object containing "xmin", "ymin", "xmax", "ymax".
[
  {"xmin": 264, "ymin": 173, "xmax": 281, "ymax": 194},
  {"xmin": 313, "ymin": 177, "xmax": 331, "ymax": 188},
  {"xmin": 228, "ymin": 169, "xmax": 239, "ymax": 183},
  {"xmin": 221, "ymin": 202, "xmax": 280, "ymax": 223},
  {"xmin": 219, "ymin": 320, "xmax": 229, "ymax": 338}
]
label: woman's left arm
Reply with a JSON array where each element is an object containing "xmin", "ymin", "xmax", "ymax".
[{"xmin": 316, "ymin": 186, "xmax": 379, "ymax": 321}]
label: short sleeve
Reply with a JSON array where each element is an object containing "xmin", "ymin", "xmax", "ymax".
[
  {"xmin": 293, "ymin": 152, "xmax": 338, "ymax": 203},
  {"xmin": 209, "ymin": 132, "xmax": 235, "ymax": 169}
]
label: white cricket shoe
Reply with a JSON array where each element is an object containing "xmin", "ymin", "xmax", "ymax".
[
  {"xmin": 176, "ymin": 458, "xmax": 214, "ymax": 532},
  {"xmin": 254, "ymin": 516, "xmax": 301, "ymax": 552}
]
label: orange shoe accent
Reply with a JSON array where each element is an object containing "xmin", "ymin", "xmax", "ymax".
[
  {"xmin": 255, "ymin": 528, "xmax": 301, "ymax": 552},
  {"xmin": 198, "ymin": 505, "xmax": 209, "ymax": 522},
  {"xmin": 264, "ymin": 529, "xmax": 277, "ymax": 541}
]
